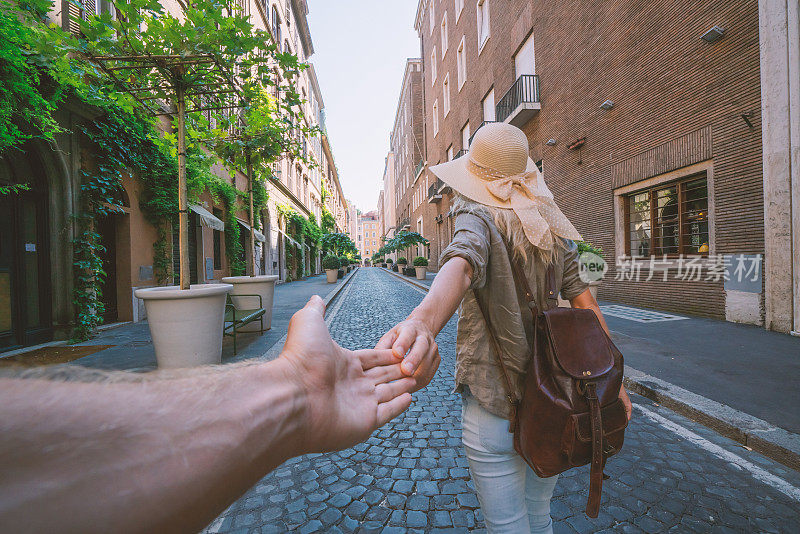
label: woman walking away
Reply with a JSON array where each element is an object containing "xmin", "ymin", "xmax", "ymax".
[{"xmin": 377, "ymin": 123, "xmax": 632, "ymax": 533}]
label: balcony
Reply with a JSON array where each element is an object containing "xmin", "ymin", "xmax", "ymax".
[
  {"xmin": 415, "ymin": 159, "xmax": 425, "ymax": 179},
  {"xmin": 468, "ymin": 120, "xmax": 497, "ymax": 147},
  {"xmin": 428, "ymin": 179, "xmax": 443, "ymax": 203},
  {"xmin": 399, "ymin": 217, "xmax": 410, "ymax": 230},
  {"xmin": 455, "ymin": 149, "xmax": 468, "ymax": 159},
  {"xmin": 496, "ymin": 74, "xmax": 540, "ymax": 126}
]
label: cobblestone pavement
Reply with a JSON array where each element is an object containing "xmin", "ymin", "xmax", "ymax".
[{"xmin": 204, "ymin": 268, "xmax": 800, "ymax": 533}]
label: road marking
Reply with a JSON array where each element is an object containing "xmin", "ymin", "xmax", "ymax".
[
  {"xmin": 635, "ymin": 404, "xmax": 800, "ymax": 502},
  {"xmin": 600, "ymin": 304, "xmax": 687, "ymax": 323}
]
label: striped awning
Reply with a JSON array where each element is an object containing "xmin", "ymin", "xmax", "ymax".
[
  {"xmin": 236, "ymin": 218, "xmax": 266, "ymax": 243},
  {"xmin": 189, "ymin": 204, "xmax": 225, "ymax": 232}
]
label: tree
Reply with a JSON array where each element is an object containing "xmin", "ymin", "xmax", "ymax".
[
  {"xmin": 321, "ymin": 232, "xmax": 357, "ymax": 256},
  {"xmin": 76, "ymin": 0, "xmax": 305, "ymax": 288}
]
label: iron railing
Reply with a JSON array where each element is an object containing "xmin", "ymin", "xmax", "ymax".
[
  {"xmin": 455, "ymin": 149, "xmax": 468, "ymax": 159},
  {"xmin": 428, "ymin": 179, "xmax": 443, "ymax": 202},
  {"xmin": 468, "ymin": 120, "xmax": 497, "ymax": 147},
  {"xmin": 495, "ymin": 74, "xmax": 540, "ymax": 123}
]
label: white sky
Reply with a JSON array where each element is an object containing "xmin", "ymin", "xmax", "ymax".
[{"xmin": 307, "ymin": 1, "xmax": 420, "ymax": 213}]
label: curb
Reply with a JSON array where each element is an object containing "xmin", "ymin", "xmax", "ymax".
[
  {"xmin": 261, "ymin": 267, "xmax": 360, "ymax": 361},
  {"xmin": 623, "ymin": 367, "xmax": 800, "ymax": 472},
  {"xmin": 382, "ymin": 267, "xmax": 432, "ymax": 292},
  {"xmin": 383, "ymin": 266, "xmax": 800, "ymax": 472}
]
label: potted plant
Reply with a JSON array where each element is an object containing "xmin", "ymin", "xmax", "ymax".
[
  {"xmin": 397, "ymin": 256, "xmax": 409, "ymax": 275},
  {"xmin": 413, "ymin": 256, "xmax": 429, "ymax": 280},
  {"xmin": 340, "ymin": 256, "xmax": 349, "ymax": 274},
  {"xmin": 323, "ymin": 254, "xmax": 340, "ymax": 283},
  {"xmin": 576, "ymin": 241, "xmax": 605, "ymax": 299}
]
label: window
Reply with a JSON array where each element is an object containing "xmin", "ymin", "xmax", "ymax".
[
  {"xmin": 430, "ymin": 46, "xmax": 438, "ymax": 83},
  {"xmin": 455, "ymin": 0, "xmax": 464, "ymax": 20},
  {"xmin": 514, "ymin": 32, "xmax": 536, "ymax": 76},
  {"xmin": 443, "ymin": 74, "xmax": 451, "ymax": 116},
  {"xmin": 477, "ymin": 0, "xmax": 490, "ymax": 51},
  {"xmin": 461, "ymin": 122, "xmax": 470, "ymax": 150},
  {"xmin": 447, "ymin": 145, "xmax": 454, "ymax": 161},
  {"xmin": 271, "ymin": 6, "xmax": 281, "ymax": 47},
  {"xmin": 213, "ymin": 208, "xmax": 223, "ymax": 270},
  {"xmin": 429, "ymin": 0, "xmax": 435, "ymax": 34},
  {"xmin": 96, "ymin": 0, "xmax": 115, "ymax": 17},
  {"xmin": 456, "ymin": 37, "xmax": 466, "ymax": 89},
  {"xmin": 625, "ymin": 174, "xmax": 709, "ymax": 257},
  {"xmin": 433, "ymin": 100, "xmax": 439, "ymax": 136},
  {"xmin": 441, "ymin": 12, "xmax": 449, "ymax": 54},
  {"xmin": 482, "ymin": 88, "xmax": 496, "ymax": 121}
]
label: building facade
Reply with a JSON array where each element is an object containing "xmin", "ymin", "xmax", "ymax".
[
  {"xmin": 411, "ymin": 0, "xmax": 799, "ymax": 333},
  {"xmin": 381, "ymin": 152, "xmax": 398, "ymax": 262},
  {"xmin": 0, "ymin": 0, "xmax": 347, "ymax": 352},
  {"xmin": 389, "ymin": 59, "xmax": 435, "ymax": 265},
  {"xmin": 357, "ymin": 211, "xmax": 380, "ymax": 261}
]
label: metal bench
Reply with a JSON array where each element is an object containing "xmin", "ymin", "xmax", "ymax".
[{"xmin": 223, "ymin": 294, "xmax": 266, "ymax": 355}]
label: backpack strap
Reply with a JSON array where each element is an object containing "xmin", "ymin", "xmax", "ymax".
[{"xmin": 583, "ymin": 381, "xmax": 606, "ymax": 518}]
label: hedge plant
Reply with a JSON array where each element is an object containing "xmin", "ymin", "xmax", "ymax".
[
  {"xmin": 322, "ymin": 254, "xmax": 339, "ymax": 271},
  {"xmin": 413, "ymin": 256, "xmax": 429, "ymax": 267}
]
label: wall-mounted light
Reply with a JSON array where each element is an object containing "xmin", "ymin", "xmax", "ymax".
[
  {"xmin": 600, "ymin": 100, "xmax": 614, "ymax": 110},
  {"xmin": 701, "ymin": 26, "xmax": 725, "ymax": 42},
  {"xmin": 545, "ymin": 139, "xmax": 557, "ymax": 146}
]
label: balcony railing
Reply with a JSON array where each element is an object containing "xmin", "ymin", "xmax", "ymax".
[
  {"xmin": 468, "ymin": 120, "xmax": 497, "ymax": 147},
  {"xmin": 455, "ymin": 149, "xmax": 468, "ymax": 159},
  {"xmin": 415, "ymin": 159, "xmax": 425, "ymax": 178},
  {"xmin": 399, "ymin": 217, "xmax": 410, "ymax": 230},
  {"xmin": 495, "ymin": 74, "xmax": 540, "ymax": 126},
  {"xmin": 428, "ymin": 179, "xmax": 443, "ymax": 203}
]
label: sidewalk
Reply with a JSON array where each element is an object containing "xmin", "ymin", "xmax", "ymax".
[{"xmin": 62, "ymin": 270, "xmax": 358, "ymax": 372}]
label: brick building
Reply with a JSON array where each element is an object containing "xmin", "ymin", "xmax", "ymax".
[
  {"xmin": 409, "ymin": 0, "xmax": 799, "ymax": 332},
  {"xmin": 388, "ymin": 58, "xmax": 439, "ymax": 265}
]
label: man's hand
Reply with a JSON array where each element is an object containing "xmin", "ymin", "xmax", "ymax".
[
  {"xmin": 279, "ymin": 296, "xmax": 416, "ymax": 453},
  {"xmin": 375, "ymin": 318, "xmax": 440, "ymax": 392}
]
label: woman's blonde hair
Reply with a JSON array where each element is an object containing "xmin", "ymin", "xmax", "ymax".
[{"xmin": 452, "ymin": 194, "xmax": 564, "ymax": 264}]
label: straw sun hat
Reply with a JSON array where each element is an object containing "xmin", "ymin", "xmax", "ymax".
[{"xmin": 429, "ymin": 122, "xmax": 581, "ymax": 251}]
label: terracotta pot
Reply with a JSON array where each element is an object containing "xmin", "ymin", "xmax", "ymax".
[
  {"xmin": 134, "ymin": 283, "xmax": 232, "ymax": 368},
  {"xmin": 415, "ymin": 266, "xmax": 427, "ymax": 280},
  {"xmin": 221, "ymin": 275, "xmax": 278, "ymax": 332},
  {"xmin": 326, "ymin": 269, "xmax": 338, "ymax": 283}
]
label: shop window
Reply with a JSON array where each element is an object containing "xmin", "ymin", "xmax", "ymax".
[{"xmin": 625, "ymin": 173, "xmax": 709, "ymax": 257}]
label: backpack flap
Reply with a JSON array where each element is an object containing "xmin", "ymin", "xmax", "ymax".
[{"xmin": 542, "ymin": 307, "xmax": 614, "ymax": 379}]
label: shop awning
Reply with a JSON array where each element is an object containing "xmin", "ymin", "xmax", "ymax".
[
  {"xmin": 236, "ymin": 218, "xmax": 266, "ymax": 243},
  {"xmin": 275, "ymin": 227, "xmax": 301, "ymax": 248},
  {"xmin": 189, "ymin": 204, "xmax": 225, "ymax": 232}
]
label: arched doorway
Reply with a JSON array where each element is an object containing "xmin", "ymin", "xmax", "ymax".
[
  {"xmin": 0, "ymin": 151, "xmax": 52, "ymax": 351},
  {"xmin": 96, "ymin": 186, "xmax": 131, "ymax": 324}
]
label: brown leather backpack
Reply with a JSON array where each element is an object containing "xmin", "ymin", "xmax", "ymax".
[{"xmin": 474, "ymin": 246, "xmax": 628, "ymax": 518}]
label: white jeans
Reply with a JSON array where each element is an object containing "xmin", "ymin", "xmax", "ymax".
[{"xmin": 461, "ymin": 389, "xmax": 559, "ymax": 534}]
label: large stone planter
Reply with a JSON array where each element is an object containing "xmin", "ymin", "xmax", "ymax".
[
  {"xmin": 326, "ymin": 269, "xmax": 338, "ymax": 283},
  {"xmin": 415, "ymin": 267, "xmax": 427, "ymax": 280},
  {"xmin": 222, "ymin": 275, "xmax": 278, "ymax": 332},
  {"xmin": 134, "ymin": 283, "xmax": 232, "ymax": 368}
]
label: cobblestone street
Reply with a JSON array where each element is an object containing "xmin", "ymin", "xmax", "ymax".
[{"xmin": 205, "ymin": 269, "xmax": 800, "ymax": 534}]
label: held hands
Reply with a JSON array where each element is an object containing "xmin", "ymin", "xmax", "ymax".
[
  {"xmin": 376, "ymin": 317, "xmax": 441, "ymax": 392},
  {"xmin": 278, "ymin": 296, "xmax": 417, "ymax": 453}
]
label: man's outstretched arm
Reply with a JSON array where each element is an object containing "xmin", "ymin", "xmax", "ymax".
[{"xmin": 0, "ymin": 296, "xmax": 415, "ymax": 534}]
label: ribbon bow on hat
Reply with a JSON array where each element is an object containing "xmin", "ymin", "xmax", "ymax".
[{"xmin": 468, "ymin": 158, "xmax": 582, "ymax": 251}]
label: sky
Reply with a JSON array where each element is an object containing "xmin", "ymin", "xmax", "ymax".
[{"xmin": 307, "ymin": 0, "xmax": 421, "ymax": 213}]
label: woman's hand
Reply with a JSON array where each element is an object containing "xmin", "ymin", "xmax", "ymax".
[{"xmin": 375, "ymin": 318, "xmax": 440, "ymax": 392}]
